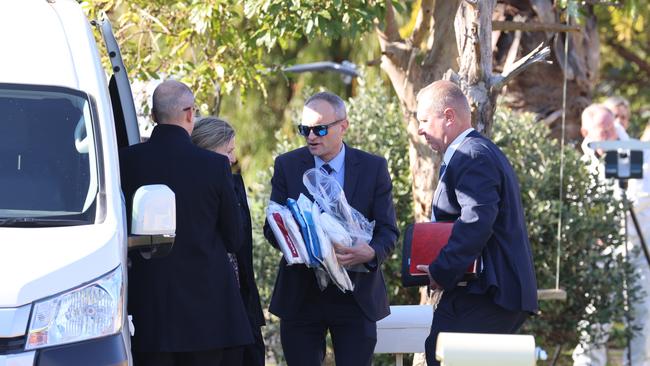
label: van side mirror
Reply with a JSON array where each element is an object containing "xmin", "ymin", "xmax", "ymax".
[{"xmin": 128, "ymin": 185, "xmax": 176, "ymax": 255}]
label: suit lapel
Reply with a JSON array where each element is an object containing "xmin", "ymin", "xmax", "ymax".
[
  {"xmin": 344, "ymin": 145, "xmax": 360, "ymax": 201},
  {"xmin": 299, "ymin": 147, "xmax": 315, "ymax": 198},
  {"xmin": 299, "ymin": 147, "xmax": 315, "ymax": 172}
]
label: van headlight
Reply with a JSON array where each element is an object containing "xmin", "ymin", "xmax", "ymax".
[{"xmin": 25, "ymin": 266, "xmax": 123, "ymax": 350}]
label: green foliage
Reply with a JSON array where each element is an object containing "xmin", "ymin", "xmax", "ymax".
[
  {"xmin": 595, "ymin": 1, "xmax": 650, "ymax": 138},
  {"xmin": 492, "ymin": 106, "xmax": 639, "ymax": 352},
  {"xmin": 82, "ymin": 0, "xmax": 386, "ymax": 180},
  {"xmin": 247, "ymin": 74, "xmax": 414, "ymax": 363},
  {"xmin": 244, "ymin": 0, "xmax": 387, "ymax": 50},
  {"xmin": 82, "ymin": 0, "xmax": 267, "ymax": 101},
  {"xmin": 81, "ymin": 0, "xmax": 388, "ymax": 110}
]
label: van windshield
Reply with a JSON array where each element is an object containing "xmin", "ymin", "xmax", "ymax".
[{"xmin": 0, "ymin": 84, "xmax": 99, "ymax": 225}]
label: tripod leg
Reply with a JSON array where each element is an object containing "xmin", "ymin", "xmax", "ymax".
[{"xmin": 628, "ymin": 206, "xmax": 650, "ymax": 268}]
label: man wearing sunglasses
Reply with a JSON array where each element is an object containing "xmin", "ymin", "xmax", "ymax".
[{"xmin": 264, "ymin": 91, "xmax": 399, "ymax": 366}]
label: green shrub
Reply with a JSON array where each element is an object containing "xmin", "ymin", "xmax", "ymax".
[{"xmin": 492, "ymin": 106, "xmax": 638, "ymax": 356}]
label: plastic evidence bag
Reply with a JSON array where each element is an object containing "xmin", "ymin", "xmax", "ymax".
[
  {"xmin": 286, "ymin": 197, "xmax": 319, "ymax": 267},
  {"xmin": 303, "ymin": 168, "xmax": 374, "ymax": 272},
  {"xmin": 311, "ymin": 201, "xmax": 354, "ymax": 292},
  {"xmin": 266, "ymin": 201, "xmax": 308, "ymax": 265}
]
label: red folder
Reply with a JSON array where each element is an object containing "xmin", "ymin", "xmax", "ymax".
[{"xmin": 408, "ymin": 222, "xmax": 479, "ymax": 276}]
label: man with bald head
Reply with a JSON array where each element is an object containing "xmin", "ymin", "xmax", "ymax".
[
  {"xmin": 572, "ymin": 103, "xmax": 650, "ymax": 366},
  {"xmin": 580, "ymin": 104, "xmax": 618, "ymax": 160},
  {"xmin": 263, "ymin": 91, "xmax": 398, "ymax": 365},
  {"xmin": 415, "ymin": 80, "xmax": 538, "ymax": 365},
  {"xmin": 120, "ymin": 80, "xmax": 252, "ymax": 365}
]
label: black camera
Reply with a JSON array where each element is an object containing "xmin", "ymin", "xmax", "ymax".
[{"xmin": 588, "ymin": 141, "xmax": 650, "ymax": 179}]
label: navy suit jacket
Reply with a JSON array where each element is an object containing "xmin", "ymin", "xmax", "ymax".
[
  {"xmin": 429, "ymin": 130, "xmax": 538, "ymax": 313},
  {"xmin": 263, "ymin": 145, "xmax": 399, "ymax": 322},
  {"xmin": 120, "ymin": 124, "xmax": 253, "ymax": 352}
]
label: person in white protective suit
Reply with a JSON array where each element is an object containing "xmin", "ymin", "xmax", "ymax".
[{"xmin": 573, "ymin": 103, "xmax": 650, "ymax": 366}]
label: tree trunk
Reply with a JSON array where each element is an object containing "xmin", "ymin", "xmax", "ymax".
[
  {"xmin": 493, "ymin": 0, "xmax": 600, "ymax": 141},
  {"xmin": 377, "ymin": 0, "xmax": 547, "ymax": 222},
  {"xmin": 454, "ymin": 0, "xmax": 498, "ymax": 136},
  {"xmin": 377, "ymin": 2, "xmax": 551, "ymax": 364},
  {"xmin": 377, "ymin": 0, "xmax": 461, "ymax": 224}
]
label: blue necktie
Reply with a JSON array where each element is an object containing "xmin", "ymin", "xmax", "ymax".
[
  {"xmin": 321, "ymin": 163, "xmax": 334, "ymax": 175},
  {"xmin": 438, "ymin": 163, "xmax": 447, "ymax": 180}
]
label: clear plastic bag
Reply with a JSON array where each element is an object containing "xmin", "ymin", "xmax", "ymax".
[
  {"xmin": 266, "ymin": 201, "xmax": 308, "ymax": 265},
  {"xmin": 311, "ymin": 201, "xmax": 354, "ymax": 292},
  {"xmin": 303, "ymin": 168, "xmax": 374, "ymax": 272},
  {"xmin": 286, "ymin": 196, "xmax": 319, "ymax": 267},
  {"xmin": 266, "ymin": 189, "xmax": 355, "ymax": 292}
]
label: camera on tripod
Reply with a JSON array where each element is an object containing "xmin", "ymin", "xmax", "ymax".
[{"xmin": 588, "ymin": 140, "xmax": 650, "ymax": 179}]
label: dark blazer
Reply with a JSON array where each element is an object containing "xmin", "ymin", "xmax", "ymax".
[
  {"xmin": 232, "ymin": 174, "xmax": 265, "ymax": 328},
  {"xmin": 429, "ymin": 130, "xmax": 538, "ymax": 313},
  {"xmin": 263, "ymin": 145, "xmax": 399, "ymax": 322},
  {"xmin": 120, "ymin": 124, "xmax": 253, "ymax": 352}
]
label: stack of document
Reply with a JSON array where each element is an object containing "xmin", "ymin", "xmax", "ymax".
[{"xmin": 267, "ymin": 194, "xmax": 354, "ymax": 292}]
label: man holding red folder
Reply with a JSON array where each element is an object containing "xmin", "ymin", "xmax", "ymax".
[{"xmin": 414, "ymin": 80, "xmax": 538, "ymax": 365}]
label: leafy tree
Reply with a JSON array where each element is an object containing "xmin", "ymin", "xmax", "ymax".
[
  {"xmin": 595, "ymin": 1, "xmax": 650, "ymax": 138},
  {"xmin": 82, "ymin": 0, "xmax": 384, "ymax": 180}
]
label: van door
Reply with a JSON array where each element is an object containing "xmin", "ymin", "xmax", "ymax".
[{"xmin": 96, "ymin": 14, "xmax": 140, "ymax": 147}]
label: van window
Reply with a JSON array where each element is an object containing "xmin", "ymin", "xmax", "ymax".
[{"xmin": 0, "ymin": 84, "xmax": 98, "ymax": 225}]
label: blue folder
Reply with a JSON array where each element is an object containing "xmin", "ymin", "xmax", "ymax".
[{"xmin": 286, "ymin": 198, "xmax": 319, "ymax": 266}]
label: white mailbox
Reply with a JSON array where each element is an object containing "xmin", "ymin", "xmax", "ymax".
[{"xmin": 375, "ymin": 305, "xmax": 432, "ymax": 355}]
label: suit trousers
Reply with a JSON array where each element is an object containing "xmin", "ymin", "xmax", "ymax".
[
  {"xmin": 280, "ymin": 285, "xmax": 377, "ymax": 366},
  {"xmin": 425, "ymin": 286, "xmax": 529, "ymax": 366},
  {"xmin": 133, "ymin": 348, "xmax": 223, "ymax": 366},
  {"xmin": 221, "ymin": 327, "xmax": 265, "ymax": 366}
]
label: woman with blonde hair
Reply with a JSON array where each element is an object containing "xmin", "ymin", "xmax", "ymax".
[{"xmin": 192, "ymin": 117, "xmax": 265, "ymax": 366}]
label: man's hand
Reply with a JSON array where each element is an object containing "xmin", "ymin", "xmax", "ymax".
[
  {"xmin": 416, "ymin": 265, "xmax": 442, "ymax": 289},
  {"xmin": 334, "ymin": 242, "xmax": 375, "ymax": 266}
]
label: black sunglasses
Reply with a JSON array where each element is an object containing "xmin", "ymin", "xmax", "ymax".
[{"xmin": 297, "ymin": 118, "xmax": 345, "ymax": 137}]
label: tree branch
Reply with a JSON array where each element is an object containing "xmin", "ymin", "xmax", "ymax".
[
  {"xmin": 502, "ymin": 22, "xmax": 523, "ymax": 73},
  {"xmin": 471, "ymin": 21, "xmax": 482, "ymax": 82},
  {"xmin": 605, "ymin": 38, "xmax": 650, "ymax": 78},
  {"xmin": 366, "ymin": 57, "xmax": 382, "ymax": 67},
  {"xmin": 382, "ymin": 0, "xmax": 401, "ymax": 42},
  {"xmin": 378, "ymin": 39, "xmax": 412, "ymax": 65},
  {"xmin": 422, "ymin": 0, "xmax": 461, "ymax": 68},
  {"xmin": 409, "ymin": 0, "xmax": 434, "ymax": 47},
  {"xmin": 491, "ymin": 42, "xmax": 551, "ymax": 91},
  {"xmin": 492, "ymin": 21, "xmax": 581, "ymax": 33}
]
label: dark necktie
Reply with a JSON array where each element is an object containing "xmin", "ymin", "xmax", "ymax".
[
  {"xmin": 438, "ymin": 163, "xmax": 447, "ymax": 180},
  {"xmin": 321, "ymin": 163, "xmax": 334, "ymax": 175}
]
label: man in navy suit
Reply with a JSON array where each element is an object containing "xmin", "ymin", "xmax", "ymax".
[
  {"xmin": 414, "ymin": 81, "xmax": 538, "ymax": 365},
  {"xmin": 263, "ymin": 91, "xmax": 399, "ymax": 365},
  {"xmin": 120, "ymin": 80, "xmax": 252, "ymax": 366}
]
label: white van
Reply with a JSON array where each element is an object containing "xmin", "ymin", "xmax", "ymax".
[{"xmin": 0, "ymin": 1, "xmax": 175, "ymax": 365}]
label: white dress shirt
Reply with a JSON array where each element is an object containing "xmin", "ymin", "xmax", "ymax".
[
  {"xmin": 314, "ymin": 144, "xmax": 346, "ymax": 188},
  {"xmin": 431, "ymin": 128, "xmax": 475, "ymax": 221}
]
